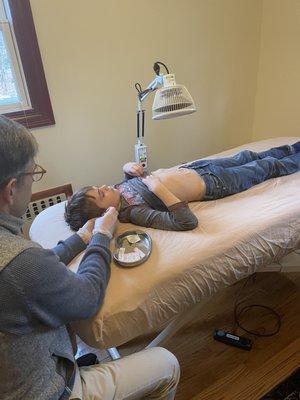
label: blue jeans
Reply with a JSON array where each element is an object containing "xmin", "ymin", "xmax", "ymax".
[{"xmin": 182, "ymin": 142, "xmax": 300, "ymax": 200}]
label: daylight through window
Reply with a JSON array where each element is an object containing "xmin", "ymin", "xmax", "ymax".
[{"xmin": 0, "ymin": 0, "xmax": 30, "ymax": 114}]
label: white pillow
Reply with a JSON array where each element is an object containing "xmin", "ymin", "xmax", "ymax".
[{"xmin": 29, "ymin": 201, "xmax": 74, "ymax": 249}]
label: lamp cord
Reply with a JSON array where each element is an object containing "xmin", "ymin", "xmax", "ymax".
[
  {"xmin": 135, "ymin": 83, "xmax": 153, "ymax": 101},
  {"xmin": 154, "ymin": 61, "xmax": 169, "ymax": 75},
  {"xmin": 135, "ymin": 83, "xmax": 142, "ymax": 93},
  {"xmin": 233, "ymin": 274, "xmax": 282, "ymax": 337},
  {"xmin": 135, "ymin": 61, "xmax": 170, "ymax": 99}
]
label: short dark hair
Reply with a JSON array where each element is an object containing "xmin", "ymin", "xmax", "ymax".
[
  {"xmin": 0, "ymin": 116, "xmax": 38, "ymax": 190},
  {"xmin": 64, "ymin": 186, "xmax": 106, "ymax": 231}
]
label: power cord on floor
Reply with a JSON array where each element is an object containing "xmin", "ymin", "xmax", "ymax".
[{"xmin": 233, "ymin": 274, "xmax": 282, "ymax": 337}]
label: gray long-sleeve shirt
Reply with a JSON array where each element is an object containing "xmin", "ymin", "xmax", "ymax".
[
  {"xmin": 0, "ymin": 231, "xmax": 111, "ymax": 335},
  {"xmin": 116, "ymin": 174, "xmax": 199, "ymax": 231}
]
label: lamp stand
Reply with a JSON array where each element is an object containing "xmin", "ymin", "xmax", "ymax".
[
  {"xmin": 135, "ymin": 100, "xmax": 148, "ymax": 169},
  {"xmin": 133, "ymin": 61, "xmax": 195, "ymax": 168}
]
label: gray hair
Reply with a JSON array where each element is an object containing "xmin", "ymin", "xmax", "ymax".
[{"xmin": 0, "ymin": 116, "xmax": 38, "ymax": 190}]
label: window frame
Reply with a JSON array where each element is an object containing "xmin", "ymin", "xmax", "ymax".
[
  {"xmin": 2, "ymin": 0, "xmax": 55, "ymax": 128},
  {"xmin": 0, "ymin": 17, "xmax": 32, "ymax": 113}
]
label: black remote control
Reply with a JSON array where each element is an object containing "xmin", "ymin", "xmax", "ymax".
[{"xmin": 213, "ymin": 329, "xmax": 252, "ymax": 351}]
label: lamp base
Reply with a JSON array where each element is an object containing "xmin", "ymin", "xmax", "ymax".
[{"xmin": 135, "ymin": 142, "xmax": 148, "ymax": 169}]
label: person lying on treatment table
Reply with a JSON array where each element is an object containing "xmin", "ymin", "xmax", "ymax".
[{"xmin": 65, "ymin": 141, "xmax": 300, "ymax": 232}]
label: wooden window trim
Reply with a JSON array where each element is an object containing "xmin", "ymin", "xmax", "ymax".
[{"xmin": 3, "ymin": 0, "xmax": 55, "ymax": 128}]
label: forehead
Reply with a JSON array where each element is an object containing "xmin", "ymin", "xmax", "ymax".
[{"xmin": 86, "ymin": 187, "xmax": 99, "ymax": 198}]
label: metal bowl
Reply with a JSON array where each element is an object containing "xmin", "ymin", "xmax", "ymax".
[{"xmin": 113, "ymin": 230, "xmax": 152, "ymax": 267}]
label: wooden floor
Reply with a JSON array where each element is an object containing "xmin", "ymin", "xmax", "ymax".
[{"xmin": 117, "ymin": 272, "xmax": 300, "ymax": 400}]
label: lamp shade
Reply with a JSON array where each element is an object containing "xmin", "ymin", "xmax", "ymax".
[{"xmin": 152, "ymin": 76, "xmax": 196, "ymax": 120}]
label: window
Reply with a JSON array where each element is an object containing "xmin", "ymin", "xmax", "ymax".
[
  {"xmin": 0, "ymin": 0, "xmax": 54, "ymax": 128},
  {"xmin": 0, "ymin": 1, "xmax": 31, "ymax": 114}
]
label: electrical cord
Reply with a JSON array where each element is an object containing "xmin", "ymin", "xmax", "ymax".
[
  {"xmin": 135, "ymin": 83, "xmax": 142, "ymax": 93},
  {"xmin": 233, "ymin": 274, "xmax": 282, "ymax": 337},
  {"xmin": 135, "ymin": 83, "xmax": 154, "ymax": 101},
  {"xmin": 153, "ymin": 61, "xmax": 169, "ymax": 75},
  {"xmin": 135, "ymin": 61, "xmax": 170, "ymax": 100}
]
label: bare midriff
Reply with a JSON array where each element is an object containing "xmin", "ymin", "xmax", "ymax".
[{"xmin": 152, "ymin": 166, "xmax": 206, "ymax": 202}]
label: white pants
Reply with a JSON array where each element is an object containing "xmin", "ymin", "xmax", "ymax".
[{"xmin": 70, "ymin": 347, "xmax": 180, "ymax": 400}]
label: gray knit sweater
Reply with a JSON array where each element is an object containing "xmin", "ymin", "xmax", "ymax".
[{"xmin": 0, "ymin": 212, "xmax": 111, "ymax": 400}]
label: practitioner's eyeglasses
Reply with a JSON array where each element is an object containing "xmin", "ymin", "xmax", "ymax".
[{"xmin": 18, "ymin": 164, "xmax": 47, "ymax": 182}]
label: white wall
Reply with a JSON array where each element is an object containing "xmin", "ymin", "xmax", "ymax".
[
  {"xmin": 29, "ymin": 0, "xmax": 262, "ymax": 192},
  {"xmin": 253, "ymin": 0, "xmax": 300, "ymax": 140}
]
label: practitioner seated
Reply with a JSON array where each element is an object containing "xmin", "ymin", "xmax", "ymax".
[{"xmin": 65, "ymin": 142, "xmax": 300, "ymax": 232}]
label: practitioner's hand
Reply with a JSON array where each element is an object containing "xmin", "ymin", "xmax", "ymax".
[
  {"xmin": 77, "ymin": 218, "xmax": 95, "ymax": 244},
  {"xmin": 93, "ymin": 207, "xmax": 119, "ymax": 239},
  {"xmin": 123, "ymin": 162, "xmax": 144, "ymax": 177},
  {"xmin": 142, "ymin": 174, "xmax": 164, "ymax": 194}
]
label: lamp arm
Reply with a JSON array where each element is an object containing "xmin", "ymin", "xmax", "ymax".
[
  {"xmin": 135, "ymin": 74, "xmax": 164, "ymax": 169},
  {"xmin": 136, "ymin": 75, "xmax": 164, "ymax": 141},
  {"xmin": 139, "ymin": 75, "xmax": 164, "ymax": 103}
]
